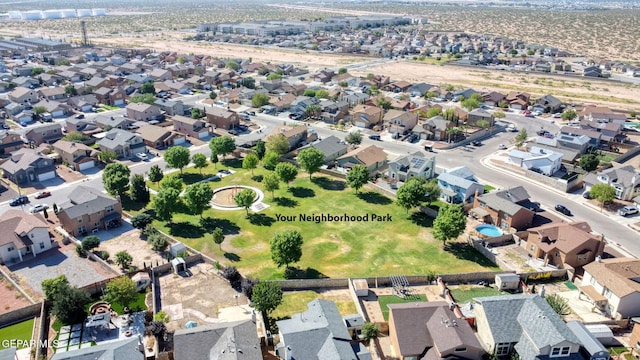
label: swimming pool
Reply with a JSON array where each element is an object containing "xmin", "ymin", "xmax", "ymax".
[{"xmin": 475, "ymin": 224, "xmax": 503, "ymax": 238}]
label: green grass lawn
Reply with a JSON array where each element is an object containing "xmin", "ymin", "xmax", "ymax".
[
  {"xmin": 270, "ymin": 291, "xmax": 357, "ymax": 320},
  {"xmin": 378, "ymin": 294, "xmax": 428, "ymax": 321},
  {"xmin": 0, "ymin": 318, "xmax": 33, "ymax": 349},
  {"xmin": 449, "ymin": 285, "xmax": 504, "ymax": 304},
  {"xmin": 87, "ymin": 292, "xmax": 147, "ymax": 315},
  {"xmin": 484, "ymin": 184, "xmax": 496, "ymax": 193},
  {"xmin": 134, "ymin": 159, "xmax": 498, "ymax": 280}
]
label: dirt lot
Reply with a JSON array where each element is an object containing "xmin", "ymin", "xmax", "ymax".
[
  {"xmin": 96, "ymin": 229, "xmax": 166, "ymax": 272},
  {"xmin": 0, "ymin": 276, "xmax": 33, "ymax": 314}
]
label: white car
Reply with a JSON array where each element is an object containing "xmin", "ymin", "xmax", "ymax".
[
  {"xmin": 498, "ymin": 144, "xmax": 507, "ymax": 150},
  {"xmin": 619, "ymin": 206, "xmax": 639, "ymax": 217},
  {"xmin": 28, "ymin": 204, "xmax": 49, "ymax": 213},
  {"xmin": 135, "ymin": 153, "xmax": 148, "ymax": 161}
]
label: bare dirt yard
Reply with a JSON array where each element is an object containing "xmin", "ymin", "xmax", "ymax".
[
  {"xmin": 96, "ymin": 229, "xmax": 166, "ymax": 272},
  {"xmin": 0, "ymin": 276, "xmax": 33, "ymax": 314}
]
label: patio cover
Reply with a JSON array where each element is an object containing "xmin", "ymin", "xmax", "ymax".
[
  {"xmin": 85, "ymin": 313, "xmax": 110, "ymax": 328},
  {"xmin": 579, "ymin": 285, "xmax": 607, "ymax": 303},
  {"xmin": 470, "ymin": 207, "xmax": 489, "ymax": 218},
  {"xmin": 101, "ymin": 212, "xmax": 121, "ymax": 222}
]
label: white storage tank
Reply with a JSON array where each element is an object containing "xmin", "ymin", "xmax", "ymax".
[
  {"xmin": 76, "ymin": 9, "xmax": 92, "ymax": 17},
  {"xmin": 60, "ymin": 9, "xmax": 77, "ymax": 18},
  {"xmin": 495, "ymin": 273, "xmax": 520, "ymax": 290},
  {"xmin": 22, "ymin": 10, "xmax": 43, "ymax": 20},
  {"xmin": 41, "ymin": 10, "xmax": 62, "ymax": 19},
  {"xmin": 7, "ymin": 11, "xmax": 22, "ymax": 20},
  {"xmin": 91, "ymin": 9, "xmax": 106, "ymax": 16}
]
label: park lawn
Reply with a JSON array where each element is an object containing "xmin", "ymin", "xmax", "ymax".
[
  {"xmin": 0, "ymin": 318, "xmax": 33, "ymax": 349},
  {"xmin": 270, "ymin": 291, "xmax": 357, "ymax": 320},
  {"xmin": 449, "ymin": 285, "xmax": 505, "ymax": 304},
  {"xmin": 146, "ymin": 159, "xmax": 498, "ymax": 280},
  {"xmin": 378, "ymin": 294, "xmax": 428, "ymax": 321}
]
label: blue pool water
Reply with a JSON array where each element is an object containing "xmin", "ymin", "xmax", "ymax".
[{"xmin": 476, "ymin": 224, "xmax": 503, "ymax": 237}]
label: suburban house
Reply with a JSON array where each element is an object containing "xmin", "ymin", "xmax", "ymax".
[
  {"xmin": 437, "ymin": 166, "xmax": 485, "ymax": 204},
  {"xmin": 470, "ymin": 186, "xmax": 535, "ymax": 231},
  {"xmin": 52, "ymin": 140, "xmax": 99, "ymax": 172},
  {"xmin": 94, "ymin": 115, "xmax": 134, "ymax": 131},
  {"xmin": 67, "ymin": 95, "xmax": 98, "ymax": 112},
  {"xmin": 65, "ymin": 117, "xmax": 102, "ymax": 137},
  {"xmin": 135, "ymin": 125, "xmax": 186, "ymax": 149},
  {"xmin": 25, "ymin": 123, "xmax": 64, "ymax": 146},
  {"xmin": 94, "ymin": 87, "xmax": 126, "ymax": 106},
  {"xmin": 309, "ymin": 135, "xmax": 349, "ymax": 163},
  {"xmin": 388, "ymin": 301, "xmax": 484, "ymax": 360},
  {"xmin": 205, "ymin": 107, "xmax": 240, "ymax": 130},
  {"xmin": 581, "ymin": 258, "xmax": 640, "ymax": 319},
  {"xmin": 337, "ymin": 144, "xmax": 387, "ymax": 174},
  {"xmin": 422, "ymin": 116, "xmax": 456, "ymax": 141},
  {"xmin": 275, "ymin": 299, "xmax": 371, "ymax": 360},
  {"xmin": 559, "ymin": 126, "xmax": 602, "ymax": 148},
  {"xmin": 8, "ymin": 87, "xmax": 38, "ymax": 104},
  {"xmin": 522, "ymin": 222, "xmax": 606, "ymax": 270},
  {"xmin": 580, "ymin": 106, "xmax": 627, "ymax": 125},
  {"xmin": 1, "ymin": 148, "xmax": 57, "ymax": 185},
  {"xmin": 57, "ymin": 186, "xmax": 123, "ymax": 237},
  {"xmin": 536, "ymin": 133, "xmax": 590, "ymax": 156},
  {"xmin": 352, "ymin": 104, "xmax": 383, "ymax": 128},
  {"xmin": 384, "ymin": 109, "xmax": 418, "ymax": 136},
  {"xmin": 582, "ymin": 165, "xmax": 640, "ymax": 201},
  {"xmin": 269, "ymin": 126, "xmax": 314, "ymax": 151},
  {"xmin": 482, "ymin": 91, "xmax": 506, "ymax": 107},
  {"xmin": 387, "ymin": 151, "xmax": 436, "ymax": 182},
  {"xmin": 154, "ymin": 98, "xmax": 185, "ymax": 116},
  {"xmin": 38, "ymin": 86, "xmax": 67, "ymax": 101},
  {"xmin": 33, "ymin": 99, "xmax": 71, "ymax": 119},
  {"xmin": 173, "ymin": 320, "xmax": 261, "ymax": 359},
  {"xmin": 0, "ymin": 210, "xmax": 52, "ymax": 265},
  {"xmin": 467, "ymin": 108, "xmax": 494, "ymax": 127},
  {"xmin": 534, "ymin": 95, "xmax": 563, "ymax": 113},
  {"xmin": 50, "ymin": 338, "xmax": 142, "ymax": 360},
  {"xmin": 0, "ymin": 130, "xmax": 24, "ymax": 155},
  {"xmin": 579, "ymin": 120, "xmax": 626, "ymax": 144},
  {"xmin": 172, "ymin": 115, "xmax": 212, "ymax": 140},
  {"xmin": 474, "ymin": 294, "xmax": 582, "ymax": 360},
  {"xmin": 507, "ymin": 146, "xmax": 563, "ymax": 176},
  {"xmin": 506, "ymin": 91, "xmax": 531, "ymax": 110},
  {"xmin": 126, "ymin": 103, "xmax": 162, "ymax": 122},
  {"xmin": 96, "ymin": 128, "xmax": 146, "ymax": 159}
]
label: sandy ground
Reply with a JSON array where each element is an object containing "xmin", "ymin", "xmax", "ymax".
[
  {"xmin": 0, "ymin": 276, "xmax": 33, "ymax": 314},
  {"xmin": 96, "ymin": 229, "xmax": 166, "ymax": 271}
]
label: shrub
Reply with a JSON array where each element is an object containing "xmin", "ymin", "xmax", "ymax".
[
  {"xmin": 100, "ymin": 251, "xmax": 110, "ymax": 261},
  {"xmin": 75, "ymin": 245, "xmax": 86, "ymax": 258},
  {"xmin": 153, "ymin": 311, "xmax": 169, "ymax": 323},
  {"xmin": 222, "ymin": 266, "xmax": 242, "ymax": 290}
]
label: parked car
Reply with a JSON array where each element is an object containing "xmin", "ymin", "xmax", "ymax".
[
  {"xmin": 537, "ymin": 130, "xmax": 549, "ymax": 136},
  {"xmin": 471, "ymin": 141, "xmax": 482, "ymax": 146},
  {"xmin": 9, "ymin": 195, "xmax": 29, "ymax": 206},
  {"xmin": 582, "ymin": 191, "xmax": 590, "ymax": 199},
  {"xmin": 554, "ymin": 204, "xmax": 572, "ymax": 216},
  {"xmin": 135, "ymin": 153, "xmax": 148, "ymax": 161},
  {"xmin": 34, "ymin": 191, "xmax": 51, "ymax": 199},
  {"xmin": 368, "ymin": 134, "xmax": 381, "ymax": 141},
  {"xmin": 74, "ymin": 114, "xmax": 84, "ymax": 119},
  {"xmin": 498, "ymin": 144, "xmax": 507, "ymax": 150},
  {"xmin": 528, "ymin": 202, "xmax": 541, "ymax": 212},
  {"xmin": 247, "ymin": 111, "xmax": 256, "ymax": 116},
  {"xmin": 28, "ymin": 204, "xmax": 49, "ymax": 213},
  {"xmin": 619, "ymin": 206, "xmax": 639, "ymax": 217}
]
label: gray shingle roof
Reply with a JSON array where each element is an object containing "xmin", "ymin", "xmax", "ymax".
[
  {"xmin": 97, "ymin": 128, "xmax": 140, "ymax": 149},
  {"xmin": 476, "ymin": 186, "xmax": 531, "ymax": 216},
  {"xmin": 58, "ymin": 186, "xmax": 118, "ymax": 219},
  {"xmin": 173, "ymin": 320, "xmax": 261, "ymax": 360},
  {"xmin": 50, "ymin": 337, "xmax": 142, "ymax": 360},
  {"xmin": 310, "ymin": 135, "xmax": 347, "ymax": 158}
]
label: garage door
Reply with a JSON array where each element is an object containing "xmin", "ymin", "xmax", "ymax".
[
  {"xmin": 198, "ymin": 131, "xmax": 209, "ymax": 139},
  {"xmin": 173, "ymin": 137, "xmax": 186, "ymax": 145},
  {"xmin": 114, "ymin": 100, "xmax": 124, "ymax": 106},
  {"xmin": 354, "ymin": 121, "xmax": 366, "ymax": 128},
  {"xmin": 52, "ymin": 110, "xmax": 64, "ymax": 118},
  {"xmin": 37, "ymin": 171, "xmax": 56, "ymax": 181},
  {"xmin": 79, "ymin": 161, "xmax": 95, "ymax": 171}
]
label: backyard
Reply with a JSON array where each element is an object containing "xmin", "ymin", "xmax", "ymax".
[
  {"xmin": 0, "ymin": 318, "xmax": 33, "ymax": 349},
  {"xmin": 449, "ymin": 285, "xmax": 505, "ymax": 304},
  {"xmin": 133, "ymin": 157, "xmax": 498, "ymax": 279},
  {"xmin": 270, "ymin": 290, "xmax": 357, "ymax": 321},
  {"xmin": 378, "ymin": 294, "xmax": 429, "ymax": 321}
]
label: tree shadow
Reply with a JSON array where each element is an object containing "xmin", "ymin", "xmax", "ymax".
[
  {"xmin": 224, "ymin": 252, "xmax": 241, "ymax": 262},
  {"xmin": 221, "ymin": 158, "xmax": 242, "ymax": 169},
  {"xmin": 251, "ymin": 175, "xmax": 264, "ymax": 182},
  {"xmin": 410, "ymin": 212, "xmax": 434, "ymax": 227},
  {"xmin": 248, "ymin": 213, "xmax": 275, "ymax": 226},
  {"xmin": 199, "ymin": 217, "xmax": 241, "ymax": 235},
  {"xmin": 120, "ymin": 194, "xmax": 147, "ymax": 212},
  {"xmin": 444, "ymin": 242, "xmax": 497, "ymax": 268},
  {"xmin": 284, "ymin": 266, "xmax": 328, "ymax": 279},
  {"xmin": 273, "ymin": 197, "xmax": 298, "ymax": 208},
  {"xmin": 182, "ymin": 173, "xmax": 206, "ymax": 185},
  {"xmin": 356, "ymin": 191, "xmax": 392, "ymax": 205},
  {"xmin": 167, "ymin": 222, "xmax": 204, "ymax": 238},
  {"xmin": 312, "ymin": 176, "xmax": 345, "ymax": 190},
  {"xmin": 288, "ymin": 186, "xmax": 315, "ymax": 198}
]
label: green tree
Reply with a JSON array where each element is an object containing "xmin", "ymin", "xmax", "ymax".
[
  {"xmin": 42, "ymin": 275, "xmax": 69, "ymax": 301},
  {"xmin": 266, "ymin": 73, "xmax": 282, "ymax": 80},
  {"xmin": 305, "ymin": 104, "xmax": 321, "ymax": 118},
  {"xmin": 251, "ymin": 93, "xmax": 270, "ymax": 108},
  {"xmin": 153, "ymin": 188, "xmax": 180, "ymax": 222},
  {"xmin": 226, "ymin": 61, "xmax": 239, "ymax": 70},
  {"xmin": 514, "ymin": 129, "xmax": 528, "ymax": 148},
  {"xmin": 270, "ymin": 230, "xmax": 303, "ymax": 268},
  {"xmin": 315, "ymin": 89, "xmax": 329, "ymax": 99},
  {"xmin": 275, "ymin": 162, "xmax": 298, "ymax": 187},
  {"xmin": 395, "ymin": 177, "xmax": 426, "ymax": 213},
  {"xmin": 442, "ymin": 108, "xmax": 456, "ymax": 121},
  {"xmin": 50, "ymin": 284, "xmax": 90, "ymax": 325},
  {"xmin": 98, "ymin": 150, "xmax": 117, "ymax": 164},
  {"xmin": 345, "ymin": 131, "xmax": 363, "ymax": 145},
  {"xmin": 160, "ymin": 174, "xmax": 183, "ymax": 191},
  {"xmin": 164, "ymin": 146, "xmax": 190, "ymax": 175},
  {"xmin": 445, "ymin": 127, "xmax": 463, "ymax": 143},
  {"xmin": 148, "ymin": 164, "xmax": 164, "ymax": 185},
  {"xmin": 62, "ymin": 131, "xmax": 90, "ymax": 143},
  {"xmin": 251, "ymin": 281, "xmax": 283, "ymax": 319},
  {"xmin": 424, "ymin": 91, "xmax": 437, "ymax": 100},
  {"xmin": 31, "ymin": 67, "xmax": 44, "ymax": 76},
  {"xmin": 266, "ymin": 134, "xmax": 290, "ymax": 155},
  {"xmin": 33, "ymin": 106, "xmax": 46, "ymax": 115},
  {"xmin": 492, "ymin": 111, "xmax": 505, "ymax": 119},
  {"xmin": 303, "ymin": 89, "xmax": 317, "ymax": 97},
  {"xmin": 64, "ymin": 84, "xmax": 77, "ymax": 96},
  {"xmin": 128, "ymin": 93, "xmax": 155, "ymax": 104},
  {"xmin": 263, "ymin": 151, "xmax": 279, "ymax": 170},
  {"xmin": 461, "ymin": 97, "xmax": 480, "ymax": 111},
  {"xmin": 115, "ymin": 250, "xmax": 133, "ymax": 270},
  {"xmin": 131, "ymin": 213, "xmax": 154, "ymax": 230},
  {"xmin": 209, "ymin": 136, "xmax": 236, "ymax": 159},
  {"xmin": 81, "ymin": 235, "xmax": 100, "ymax": 251},
  {"xmin": 130, "ymin": 174, "xmax": 150, "ymax": 203},
  {"xmin": 433, "ymin": 204, "xmax": 467, "ymax": 246},
  {"xmin": 209, "ymin": 91, "xmax": 217, "ymax": 100},
  {"xmin": 192, "ymin": 153, "xmax": 208, "ymax": 175},
  {"xmin": 426, "ymin": 107, "xmax": 442, "ymax": 118},
  {"xmin": 561, "ymin": 109, "xmax": 577, "ymax": 121},
  {"xmin": 590, "ymin": 183, "xmax": 616, "ymax": 211},
  {"xmin": 183, "ymin": 183, "xmax": 214, "ymax": 219},
  {"xmin": 191, "ymin": 107, "xmax": 202, "ymax": 119},
  {"xmin": 141, "ymin": 82, "xmax": 155, "ymax": 94},
  {"xmin": 240, "ymin": 77, "xmax": 255, "ymax": 89},
  {"xmin": 212, "ymin": 227, "xmax": 225, "ymax": 250},
  {"xmin": 579, "ymin": 154, "xmax": 599, "ymax": 172},
  {"xmin": 105, "ymin": 277, "xmax": 138, "ymax": 308},
  {"xmin": 253, "ymin": 140, "xmax": 266, "ymax": 160},
  {"xmin": 546, "ymin": 294, "xmax": 571, "ymax": 317},
  {"xmin": 242, "ymin": 153, "xmax": 259, "ymax": 175},
  {"xmin": 102, "ymin": 163, "xmax": 130, "ymax": 197},
  {"xmin": 234, "ymin": 188, "xmax": 256, "ymax": 215},
  {"xmin": 361, "ymin": 323, "xmax": 379, "ymax": 342},
  {"xmin": 376, "ymin": 98, "xmax": 392, "ymax": 110},
  {"xmin": 338, "ymin": 67, "xmax": 347, "ymax": 74},
  {"xmin": 298, "ymin": 147, "xmax": 324, "ymax": 180},
  {"xmin": 262, "ymin": 173, "xmax": 280, "ymax": 199},
  {"xmin": 346, "ymin": 164, "xmax": 369, "ymax": 193},
  {"xmin": 210, "ymin": 150, "xmax": 219, "ymax": 168},
  {"xmin": 424, "ymin": 179, "xmax": 441, "ymax": 206}
]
